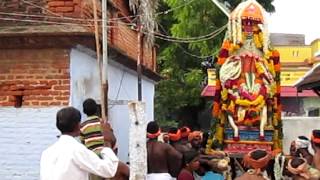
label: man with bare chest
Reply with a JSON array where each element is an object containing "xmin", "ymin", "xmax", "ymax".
[
  {"xmin": 169, "ymin": 127, "xmax": 192, "ymax": 154},
  {"xmin": 146, "ymin": 122, "xmax": 182, "ymax": 180}
]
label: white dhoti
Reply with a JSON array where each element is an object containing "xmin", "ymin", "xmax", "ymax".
[{"xmin": 146, "ymin": 173, "xmax": 174, "ymax": 180}]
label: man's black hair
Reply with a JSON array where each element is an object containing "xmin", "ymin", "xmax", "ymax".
[
  {"xmin": 180, "ymin": 127, "xmax": 189, "ymax": 133},
  {"xmin": 298, "ymin": 136, "xmax": 309, "ymax": 141},
  {"xmin": 251, "ymin": 149, "xmax": 267, "ymax": 160},
  {"xmin": 56, "ymin": 107, "xmax": 81, "ymax": 133},
  {"xmin": 201, "ymin": 132, "xmax": 210, "ymax": 148},
  {"xmin": 182, "ymin": 150, "xmax": 199, "ymax": 166},
  {"xmin": 83, "ymin": 98, "xmax": 97, "ymax": 116},
  {"xmin": 200, "ymin": 161, "xmax": 211, "ymax": 172},
  {"xmin": 147, "ymin": 121, "xmax": 159, "ymax": 134},
  {"xmin": 168, "ymin": 127, "xmax": 178, "ymax": 134},
  {"xmin": 290, "ymin": 157, "xmax": 305, "ymax": 168}
]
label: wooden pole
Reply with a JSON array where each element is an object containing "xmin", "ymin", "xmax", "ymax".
[
  {"xmin": 137, "ymin": 25, "xmax": 142, "ymax": 101},
  {"xmin": 92, "ymin": 0, "xmax": 107, "ymax": 121},
  {"xmin": 102, "ymin": 0, "xmax": 108, "ymax": 121}
]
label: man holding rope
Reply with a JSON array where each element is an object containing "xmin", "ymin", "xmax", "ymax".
[{"xmin": 40, "ymin": 107, "xmax": 128, "ymax": 180}]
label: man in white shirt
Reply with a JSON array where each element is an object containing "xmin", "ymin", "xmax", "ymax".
[{"xmin": 40, "ymin": 107, "xmax": 128, "ymax": 180}]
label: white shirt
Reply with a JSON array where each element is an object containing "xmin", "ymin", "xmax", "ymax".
[{"xmin": 40, "ymin": 135, "xmax": 119, "ymax": 180}]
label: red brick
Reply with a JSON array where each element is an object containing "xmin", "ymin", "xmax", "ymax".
[
  {"xmin": 31, "ymin": 101, "xmax": 39, "ymax": 106},
  {"xmin": 37, "ymin": 96, "xmax": 54, "ymax": 101},
  {"xmin": 61, "ymin": 91, "xmax": 70, "ymax": 96},
  {"xmin": 39, "ymin": 80, "xmax": 49, "ymax": 84},
  {"xmin": 48, "ymin": 80, "xmax": 58, "ymax": 86},
  {"xmin": 48, "ymin": 1, "xmax": 65, "ymax": 7},
  {"xmin": 10, "ymin": 69, "xmax": 25, "ymax": 74},
  {"xmin": 56, "ymin": 75, "xmax": 70, "ymax": 79},
  {"xmin": 15, "ymin": 75, "xmax": 25, "ymax": 79},
  {"xmin": 22, "ymin": 102, "xmax": 30, "ymax": 106},
  {"xmin": 8, "ymin": 95, "xmax": 15, "ymax": 101},
  {"xmin": 62, "ymin": 102, "xmax": 69, "ymax": 106},
  {"xmin": 49, "ymin": 101, "xmax": 62, "ymax": 106},
  {"xmin": 64, "ymin": 1, "xmax": 74, "ymax": 6},
  {"xmin": 56, "ymin": 6, "xmax": 74, "ymax": 13},
  {"xmin": 0, "ymin": 102, "xmax": 15, "ymax": 106},
  {"xmin": 62, "ymin": 80, "xmax": 70, "ymax": 85},
  {"xmin": 48, "ymin": 91, "xmax": 60, "ymax": 95},
  {"xmin": 7, "ymin": 75, "xmax": 14, "ymax": 80},
  {"xmin": 73, "ymin": 0, "xmax": 81, "ymax": 5},
  {"xmin": 24, "ymin": 85, "xmax": 36, "ymax": 90},
  {"xmin": 40, "ymin": 102, "xmax": 49, "ymax": 106},
  {"xmin": 0, "ymin": 86, "xmax": 9, "ymax": 91},
  {"xmin": 29, "ymin": 70, "xmax": 46, "ymax": 74},
  {"xmin": 0, "ymin": 96, "xmax": 7, "ymax": 101},
  {"xmin": 53, "ymin": 85, "xmax": 70, "ymax": 90},
  {"xmin": 0, "ymin": 91, "xmax": 23, "ymax": 96},
  {"xmin": 23, "ymin": 90, "xmax": 49, "ymax": 95},
  {"xmin": 0, "ymin": 76, "xmax": 6, "ymax": 80},
  {"xmin": 23, "ymin": 95, "xmax": 35, "ymax": 101},
  {"xmin": 0, "ymin": 69, "xmax": 10, "ymax": 74},
  {"xmin": 54, "ymin": 96, "xmax": 69, "ymax": 101}
]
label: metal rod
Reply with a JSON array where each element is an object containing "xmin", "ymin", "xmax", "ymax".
[{"xmin": 211, "ymin": 0, "xmax": 230, "ymax": 18}]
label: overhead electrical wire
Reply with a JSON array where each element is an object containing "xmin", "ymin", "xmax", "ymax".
[{"xmin": 1, "ymin": 0, "xmax": 226, "ymax": 46}]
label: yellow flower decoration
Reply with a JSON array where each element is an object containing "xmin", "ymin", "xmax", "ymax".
[{"xmin": 221, "ymin": 88, "xmax": 228, "ymax": 101}]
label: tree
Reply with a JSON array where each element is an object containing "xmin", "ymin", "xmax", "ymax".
[{"xmin": 155, "ymin": 0, "xmax": 275, "ymax": 127}]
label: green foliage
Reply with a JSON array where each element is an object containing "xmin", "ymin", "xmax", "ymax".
[{"xmin": 155, "ymin": 0, "xmax": 275, "ymax": 123}]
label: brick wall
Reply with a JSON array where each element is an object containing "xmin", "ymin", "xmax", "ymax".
[
  {"xmin": 0, "ymin": 48, "xmax": 70, "ymax": 107},
  {"xmin": 47, "ymin": 0, "xmax": 82, "ymax": 17},
  {"xmin": 0, "ymin": 0, "xmax": 158, "ymax": 74}
]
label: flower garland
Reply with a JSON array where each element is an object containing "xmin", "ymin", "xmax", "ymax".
[{"xmin": 235, "ymin": 95, "xmax": 264, "ymax": 107}]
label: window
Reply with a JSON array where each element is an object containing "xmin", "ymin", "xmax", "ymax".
[
  {"xmin": 292, "ymin": 50, "xmax": 299, "ymax": 57},
  {"xmin": 308, "ymin": 108, "xmax": 320, "ymax": 117},
  {"xmin": 14, "ymin": 95, "xmax": 23, "ymax": 108}
]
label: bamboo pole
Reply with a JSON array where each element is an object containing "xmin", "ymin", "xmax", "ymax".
[
  {"xmin": 137, "ymin": 25, "xmax": 142, "ymax": 101},
  {"xmin": 92, "ymin": 0, "xmax": 107, "ymax": 121},
  {"xmin": 102, "ymin": 0, "xmax": 108, "ymax": 121}
]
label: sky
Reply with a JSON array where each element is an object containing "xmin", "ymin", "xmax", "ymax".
[{"xmin": 268, "ymin": 0, "xmax": 320, "ymax": 44}]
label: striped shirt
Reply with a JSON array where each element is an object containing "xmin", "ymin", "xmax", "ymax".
[{"xmin": 80, "ymin": 116, "xmax": 104, "ymax": 154}]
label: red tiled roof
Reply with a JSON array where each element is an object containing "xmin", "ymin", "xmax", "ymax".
[
  {"xmin": 201, "ymin": 85, "xmax": 317, "ymax": 97},
  {"xmin": 281, "ymin": 86, "xmax": 316, "ymax": 97},
  {"xmin": 201, "ymin": 85, "xmax": 215, "ymax": 97}
]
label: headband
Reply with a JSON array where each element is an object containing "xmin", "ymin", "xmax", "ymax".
[
  {"xmin": 147, "ymin": 129, "xmax": 161, "ymax": 139},
  {"xmin": 243, "ymin": 149, "xmax": 271, "ymax": 174},
  {"xmin": 169, "ymin": 129, "xmax": 181, "ymax": 142},
  {"xmin": 295, "ymin": 137, "xmax": 310, "ymax": 149}
]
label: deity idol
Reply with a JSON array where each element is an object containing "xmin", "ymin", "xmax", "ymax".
[{"xmin": 208, "ymin": 0, "xmax": 282, "ymax": 152}]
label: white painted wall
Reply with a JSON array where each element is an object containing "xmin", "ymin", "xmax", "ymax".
[
  {"xmin": 0, "ymin": 107, "xmax": 60, "ymax": 180},
  {"xmin": 70, "ymin": 49, "xmax": 155, "ymax": 162},
  {"xmin": 282, "ymin": 117, "xmax": 320, "ymax": 154}
]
